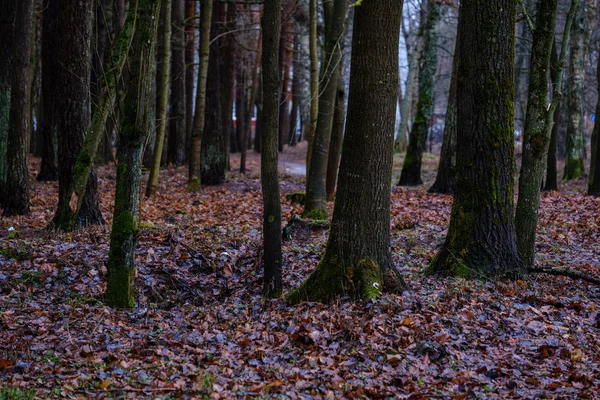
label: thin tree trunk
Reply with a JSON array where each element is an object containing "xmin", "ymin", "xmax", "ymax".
[
  {"xmin": 2, "ymin": 0, "xmax": 33, "ymax": 216},
  {"xmin": 305, "ymin": 0, "xmax": 318, "ymax": 176},
  {"xmin": 288, "ymin": 31, "xmax": 301, "ymax": 147},
  {"xmin": 515, "ymin": 0, "xmax": 569, "ymax": 266},
  {"xmin": 236, "ymin": 56, "xmax": 248, "ymax": 172},
  {"xmin": 395, "ymin": 23, "xmax": 419, "ymax": 153},
  {"xmin": 261, "ymin": 0, "xmax": 283, "ymax": 298},
  {"xmin": 426, "ymin": 0, "xmax": 525, "ymax": 279},
  {"xmin": 288, "ymin": 0, "xmax": 405, "ymax": 304},
  {"xmin": 304, "ymin": 0, "xmax": 348, "ymax": 215},
  {"xmin": 146, "ymin": 0, "xmax": 172, "ymax": 198},
  {"xmin": 589, "ymin": 45, "xmax": 600, "ymax": 195},
  {"xmin": 185, "ymin": 0, "xmax": 196, "ymax": 163},
  {"xmin": 398, "ymin": 0, "xmax": 439, "ymax": 186},
  {"xmin": 278, "ymin": 6, "xmax": 292, "ymax": 152},
  {"xmin": 221, "ymin": 2, "xmax": 236, "ymax": 167},
  {"xmin": 168, "ymin": 0, "xmax": 186, "ymax": 166},
  {"xmin": 254, "ymin": 71, "xmax": 263, "ymax": 152},
  {"xmin": 325, "ymin": 67, "xmax": 345, "ymax": 201},
  {"xmin": 188, "ymin": 0, "xmax": 213, "ymax": 187},
  {"xmin": 543, "ymin": 40, "xmax": 561, "ymax": 192},
  {"xmin": 106, "ymin": 0, "xmax": 160, "ymax": 308}
]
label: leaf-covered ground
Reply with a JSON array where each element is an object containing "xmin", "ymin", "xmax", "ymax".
[{"xmin": 1, "ymin": 149, "xmax": 599, "ymax": 399}]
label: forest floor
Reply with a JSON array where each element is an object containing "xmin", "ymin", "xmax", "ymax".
[{"xmin": 1, "ymin": 146, "xmax": 599, "ymax": 399}]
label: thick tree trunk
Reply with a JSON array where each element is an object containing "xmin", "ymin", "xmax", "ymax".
[
  {"xmin": 304, "ymin": 0, "xmax": 348, "ymax": 215},
  {"xmin": 2, "ymin": 0, "xmax": 33, "ymax": 216},
  {"xmin": 426, "ymin": 0, "xmax": 525, "ymax": 279},
  {"xmin": 0, "ymin": 0, "xmax": 15, "ymax": 204},
  {"xmin": 168, "ymin": 0, "xmax": 186, "ymax": 166},
  {"xmin": 563, "ymin": 2, "xmax": 588, "ymax": 180},
  {"xmin": 544, "ymin": 41, "xmax": 561, "ymax": 192},
  {"xmin": 515, "ymin": 0, "xmax": 565, "ymax": 266},
  {"xmin": 288, "ymin": 0, "xmax": 405, "ymax": 304},
  {"xmin": 429, "ymin": 36, "xmax": 458, "ymax": 195},
  {"xmin": 146, "ymin": 0, "xmax": 172, "ymax": 198},
  {"xmin": 106, "ymin": 0, "xmax": 159, "ymax": 308},
  {"xmin": 51, "ymin": 0, "xmax": 105, "ymax": 230},
  {"xmin": 325, "ymin": 68, "xmax": 345, "ymax": 201},
  {"xmin": 261, "ymin": 0, "xmax": 283, "ymax": 297},
  {"xmin": 188, "ymin": 0, "xmax": 213, "ymax": 187},
  {"xmin": 200, "ymin": 4, "xmax": 225, "ymax": 185},
  {"xmin": 185, "ymin": 0, "xmax": 196, "ymax": 162},
  {"xmin": 398, "ymin": 0, "xmax": 439, "ymax": 187},
  {"xmin": 589, "ymin": 47, "xmax": 600, "ymax": 195}
]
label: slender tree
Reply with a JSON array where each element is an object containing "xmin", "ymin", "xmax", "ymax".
[
  {"xmin": 543, "ymin": 42, "xmax": 561, "ymax": 192},
  {"xmin": 304, "ymin": 0, "xmax": 348, "ymax": 215},
  {"xmin": 288, "ymin": 0, "xmax": 405, "ymax": 304},
  {"xmin": 261, "ymin": 0, "xmax": 283, "ymax": 297},
  {"xmin": 325, "ymin": 68, "xmax": 345, "ymax": 200},
  {"xmin": 185, "ymin": 0, "xmax": 196, "ymax": 159},
  {"xmin": 106, "ymin": 0, "xmax": 160, "ymax": 308},
  {"xmin": 168, "ymin": 0, "xmax": 186, "ymax": 166},
  {"xmin": 221, "ymin": 2, "xmax": 236, "ymax": 167},
  {"xmin": 515, "ymin": 0, "xmax": 576, "ymax": 266},
  {"xmin": 425, "ymin": 0, "xmax": 525, "ymax": 279},
  {"xmin": 146, "ymin": 0, "xmax": 172, "ymax": 198},
  {"xmin": 305, "ymin": 0, "xmax": 318, "ymax": 175},
  {"xmin": 0, "ymin": 0, "xmax": 16, "ymax": 204},
  {"xmin": 589, "ymin": 50, "xmax": 600, "ymax": 195},
  {"xmin": 398, "ymin": 0, "xmax": 440, "ymax": 186},
  {"xmin": 2, "ymin": 0, "xmax": 34, "ymax": 216}
]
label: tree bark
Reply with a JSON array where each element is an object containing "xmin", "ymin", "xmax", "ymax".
[
  {"xmin": 51, "ymin": 0, "xmax": 105, "ymax": 230},
  {"xmin": 106, "ymin": 0, "xmax": 160, "ymax": 308},
  {"xmin": 2, "ymin": 0, "xmax": 33, "ymax": 216},
  {"xmin": 325, "ymin": 67, "xmax": 345, "ymax": 201},
  {"xmin": 221, "ymin": 2, "xmax": 236, "ymax": 167},
  {"xmin": 146, "ymin": 0, "xmax": 172, "ymax": 198},
  {"xmin": 589, "ymin": 44, "xmax": 600, "ymax": 195},
  {"xmin": 288, "ymin": 0, "xmax": 405, "ymax": 304},
  {"xmin": 515, "ymin": 0, "xmax": 567, "ymax": 266},
  {"xmin": 303, "ymin": 0, "xmax": 348, "ymax": 215},
  {"xmin": 0, "ymin": 0, "xmax": 15, "ymax": 204},
  {"xmin": 305, "ymin": 0, "xmax": 318, "ymax": 175},
  {"xmin": 261, "ymin": 0, "xmax": 283, "ymax": 297},
  {"xmin": 188, "ymin": 0, "xmax": 213, "ymax": 187},
  {"xmin": 398, "ymin": 0, "xmax": 439, "ymax": 186},
  {"xmin": 236, "ymin": 54, "xmax": 248, "ymax": 172},
  {"xmin": 543, "ymin": 41, "xmax": 561, "ymax": 192},
  {"xmin": 185, "ymin": 0, "xmax": 196, "ymax": 163},
  {"xmin": 168, "ymin": 0, "xmax": 186, "ymax": 166},
  {"xmin": 426, "ymin": 0, "xmax": 525, "ymax": 279},
  {"xmin": 278, "ymin": 5, "xmax": 292, "ymax": 152}
]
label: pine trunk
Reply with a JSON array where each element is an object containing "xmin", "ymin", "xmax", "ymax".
[
  {"xmin": 2, "ymin": 0, "xmax": 33, "ymax": 216},
  {"xmin": 106, "ymin": 0, "xmax": 160, "ymax": 308},
  {"xmin": 426, "ymin": 0, "xmax": 525, "ymax": 279}
]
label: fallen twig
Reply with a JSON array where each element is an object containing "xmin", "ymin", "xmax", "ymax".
[{"xmin": 528, "ymin": 266, "xmax": 600, "ymax": 286}]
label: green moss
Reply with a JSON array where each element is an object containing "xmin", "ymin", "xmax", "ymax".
[
  {"xmin": 186, "ymin": 177, "xmax": 200, "ymax": 191},
  {"xmin": 563, "ymin": 157, "xmax": 583, "ymax": 180},
  {"xmin": 306, "ymin": 208, "xmax": 328, "ymax": 220},
  {"xmin": 1, "ymin": 243, "xmax": 32, "ymax": 261},
  {"xmin": 19, "ymin": 271, "xmax": 43, "ymax": 286},
  {"xmin": 285, "ymin": 191, "xmax": 306, "ymax": 205},
  {"xmin": 309, "ymin": 219, "xmax": 329, "ymax": 229},
  {"xmin": 113, "ymin": 211, "xmax": 138, "ymax": 237},
  {"xmin": 6, "ymin": 231, "xmax": 18, "ymax": 239},
  {"xmin": 105, "ymin": 211, "xmax": 138, "ymax": 308},
  {"xmin": 73, "ymin": 149, "xmax": 92, "ymax": 179},
  {"xmin": 139, "ymin": 221, "xmax": 161, "ymax": 231},
  {"xmin": 0, "ymin": 386, "xmax": 36, "ymax": 400}
]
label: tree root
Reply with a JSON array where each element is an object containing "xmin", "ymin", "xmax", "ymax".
[{"xmin": 528, "ymin": 266, "xmax": 600, "ymax": 286}]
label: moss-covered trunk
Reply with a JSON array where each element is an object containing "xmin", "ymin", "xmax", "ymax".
[
  {"xmin": 303, "ymin": 0, "xmax": 348, "ymax": 215},
  {"xmin": 0, "ymin": 0, "xmax": 16, "ymax": 205},
  {"xmin": 146, "ymin": 0, "xmax": 172, "ymax": 198},
  {"xmin": 589, "ymin": 46, "xmax": 600, "ymax": 195},
  {"xmin": 289, "ymin": 0, "xmax": 405, "ymax": 304},
  {"xmin": 398, "ymin": 0, "xmax": 439, "ymax": 187},
  {"xmin": 188, "ymin": 0, "xmax": 212, "ymax": 187},
  {"xmin": 2, "ymin": 0, "xmax": 33, "ymax": 216},
  {"xmin": 426, "ymin": 0, "xmax": 525, "ymax": 280},
  {"xmin": 261, "ymin": 0, "xmax": 283, "ymax": 297},
  {"xmin": 167, "ymin": 0, "xmax": 186, "ymax": 167},
  {"xmin": 429, "ymin": 34, "xmax": 458, "ymax": 195},
  {"xmin": 325, "ymin": 67, "xmax": 345, "ymax": 201},
  {"xmin": 106, "ymin": 0, "xmax": 159, "ymax": 308},
  {"xmin": 515, "ymin": 0, "xmax": 567, "ymax": 266}
]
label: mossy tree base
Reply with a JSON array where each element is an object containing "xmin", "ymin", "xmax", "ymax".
[
  {"xmin": 287, "ymin": 256, "xmax": 387, "ymax": 304},
  {"xmin": 563, "ymin": 157, "xmax": 584, "ymax": 181}
]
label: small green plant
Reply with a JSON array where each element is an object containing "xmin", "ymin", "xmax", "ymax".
[
  {"xmin": 306, "ymin": 208, "xmax": 328, "ymax": 220},
  {"xmin": 7, "ymin": 231, "xmax": 18, "ymax": 240},
  {"xmin": 19, "ymin": 271, "xmax": 42, "ymax": 286},
  {"xmin": 0, "ymin": 387, "xmax": 36, "ymax": 400},
  {"xmin": 1, "ymin": 242, "xmax": 33, "ymax": 261}
]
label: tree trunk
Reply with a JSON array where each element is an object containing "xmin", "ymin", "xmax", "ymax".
[
  {"xmin": 288, "ymin": 31, "xmax": 301, "ymax": 147},
  {"xmin": 261, "ymin": 0, "xmax": 283, "ymax": 298},
  {"xmin": 398, "ymin": 0, "xmax": 439, "ymax": 186},
  {"xmin": 304, "ymin": 0, "xmax": 348, "ymax": 215},
  {"xmin": 0, "ymin": 0, "xmax": 15, "ymax": 204},
  {"xmin": 106, "ymin": 0, "xmax": 160, "ymax": 308},
  {"xmin": 254, "ymin": 72, "xmax": 263, "ymax": 152},
  {"xmin": 425, "ymin": 0, "xmax": 525, "ymax": 279},
  {"xmin": 2, "ymin": 0, "xmax": 33, "ymax": 216},
  {"xmin": 188, "ymin": 0, "xmax": 213, "ymax": 187},
  {"xmin": 168, "ymin": 0, "xmax": 186, "ymax": 166},
  {"xmin": 305, "ymin": 0, "xmax": 318, "ymax": 175},
  {"xmin": 185, "ymin": 0, "xmax": 196, "ymax": 163},
  {"xmin": 146, "ymin": 0, "xmax": 172, "ymax": 198},
  {"xmin": 515, "ymin": 0, "xmax": 566, "ymax": 266},
  {"xmin": 325, "ymin": 67, "xmax": 345, "ymax": 201},
  {"xmin": 543, "ymin": 41, "xmax": 561, "ymax": 192},
  {"xmin": 429, "ymin": 35, "xmax": 458, "ymax": 195},
  {"xmin": 221, "ymin": 2, "xmax": 236, "ymax": 167},
  {"xmin": 51, "ymin": 0, "xmax": 105, "ymax": 230},
  {"xmin": 589, "ymin": 44, "xmax": 600, "ymax": 195},
  {"xmin": 236, "ymin": 55, "xmax": 248, "ymax": 172},
  {"xmin": 563, "ymin": 2, "xmax": 588, "ymax": 180},
  {"xmin": 278, "ymin": 6, "xmax": 292, "ymax": 153},
  {"xmin": 288, "ymin": 0, "xmax": 405, "ymax": 304}
]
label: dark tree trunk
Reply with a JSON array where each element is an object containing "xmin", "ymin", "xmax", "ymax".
[
  {"xmin": 200, "ymin": 3, "xmax": 225, "ymax": 185},
  {"xmin": 49, "ymin": 0, "xmax": 105, "ymax": 230},
  {"xmin": 0, "ymin": 0, "xmax": 15, "ymax": 203},
  {"xmin": 325, "ymin": 68, "xmax": 345, "ymax": 201},
  {"xmin": 277, "ymin": 6, "xmax": 292, "ymax": 153},
  {"xmin": 185, "ymin": 0, "xmax": 196, "ymax": 162},
  {"xmin": 236, "ymin": 56, "xmax": 248, "ymax": 173},
  {"xmin": 425, "ymin": 0, "xmax": 525, "ymax": 279},
  {"xmin": 288, "ymin": 0, "xmax": 405, "ymax": 304},
  {"xmin": 429, "ymin": 36, "xmax": 458, "ymax": 195},
  {"xmin": 288, "ymin": 31, "xmax": 301, "ymax": 147},
  {"xmin": 589, "ymin": 46, "xmax": 600, "ymax": 195},
  {"xmin": 303, "ymin": 0, "xmax": 348, "ymax": 215},
  {"xmin": 261, "ymin": 0, "xmax": 283, "ymax": 297},
  {"xmin": 515, "ymin": 0, "xmax": 562, "ymax": 266},
  {"xmin": 398, "ymin": 0, "xmax": 439, "ymax": 186},
  {"xmin": 254, "ymin": 72, "xmax": 263, "ymax": 153},
  {"xmin": 106, "ymin": 0, "xmax": 160, "ymax": 308},
  {"xmin": 220, "ymin": 2, "xmax": 236, "ymax": 166},
  {"xmin": 168, "ymin": 0, "xmax": 186, "ymax": 166},
  {"xmin": 544, "ymin": 41, "xmax": 560, "ymax": 192},
  {"xmin": 2, "ymin": 0, "xmax": 33, "ymax": 216}
]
